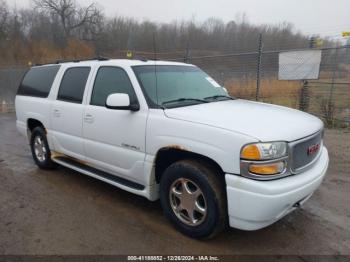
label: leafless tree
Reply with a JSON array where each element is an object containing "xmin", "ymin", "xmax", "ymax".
[
  {"xmin": 0, "ymin": 0, "xmax": 9, "ymax": 38},
  {"xmin": 0, "ymin": 0, "xmax": 318, "ymax": 64},
  {"xmin": 33, "ymin": 0, "xmax": 102, "ymax": 39}
]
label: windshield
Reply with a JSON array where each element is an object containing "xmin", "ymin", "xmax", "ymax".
[{"xmin": 132, "ymin": 65, "xmax": 230, "ymax": 108}]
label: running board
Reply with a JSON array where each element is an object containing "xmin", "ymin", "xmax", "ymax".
[{"xmin": 52, "ymin": 156, "xmax": 145, "ymax": 191}]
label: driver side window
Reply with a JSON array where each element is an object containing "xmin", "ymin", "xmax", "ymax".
[{"xmin": 91, "ymin": 67, "xmax": 137, "ymax": 107}]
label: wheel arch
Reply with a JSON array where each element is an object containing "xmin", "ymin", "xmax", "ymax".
[
  {"xmin": 154, "ymin": 146, "xmax": 225, "ymax": 184},
  {"xmin": 27, "ymin": 118, "xmax": 45, "ymax": 132},
  {"xmin": 26, "ymin": 118, "xmax": 47, "ymax": 142}
]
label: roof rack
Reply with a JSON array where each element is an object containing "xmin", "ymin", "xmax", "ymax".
[
  {"xmin": 31, "ymin": 56, "xmax": 110, "ymax": 67},
  {"xmin": 54, "ymin": 56, "xmax": 110, "ymax": 64},
  {"xmin": 32, "ymin": 56, "xmax": 151, "ymax": 67},
  {"xmin": 133, "ymin": 56, "xmax": 148, "ymax": 62}
]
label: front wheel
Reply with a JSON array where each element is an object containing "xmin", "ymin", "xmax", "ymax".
[{"xmin": 160, "ymin": 160, "xmax": 227, "ymax": 239}]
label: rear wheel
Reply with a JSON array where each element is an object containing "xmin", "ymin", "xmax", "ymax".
[
  {"xmin": 160, "ymin": 159, "xmax": 227, "ymax": 239},
  {"xmin": 30, "ymin": 127, "xmax": 57, "ymax": 169}
]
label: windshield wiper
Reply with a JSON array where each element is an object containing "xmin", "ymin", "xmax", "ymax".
[
  {"xmin": 204, "ymin": 95, "xmax": 234, "ymax": 101},
  {"xmin": 162, "ymin": 98, "xmax": 209, "ymax": 106}
]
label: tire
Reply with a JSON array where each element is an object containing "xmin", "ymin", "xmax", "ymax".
[
  {"xmin": 160, "ymin": 159, "xmax": 227, "ymax": 239},
  {"xmin": 30, "ymin": 126, "xmax": 57, "ymax": 170}
]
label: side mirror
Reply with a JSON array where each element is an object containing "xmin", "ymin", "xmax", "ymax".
[{"xmin": 106, "ymin": 93, "xmax": 139, "ymax": 111}]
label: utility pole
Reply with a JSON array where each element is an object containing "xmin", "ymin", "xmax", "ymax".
[
  {"xmin": 299, "ymin": 80, "xmax": 309, "ymax": 112},
  {"xmin": 255, "ymin": 33, "xmax": 263, "ymax": 101},
  {"xmin": 327, "ymin": 47, "xmax": 339, "ymax": 126},
  {"xmin": 299, "ymin": 36, "xmax": 318, "ymax": 112},
  {"xmin": 329, "ymin": 47, "xmax": 339, "ymax": 106},
  {"xmin": 126, "ymin": 31, "xmax": 134, "ymax": 59}
]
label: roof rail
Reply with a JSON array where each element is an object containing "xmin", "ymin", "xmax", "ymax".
[
  {"xmin": 52, "ymin": 56, "xmax": 110, "ymax": 65},
  {"xmin": 133, "ymin": 56, "xmax": 148, "ymax": 62},
  {"xmin": 31, "ymin": 56, "xmax": 110, "ymax": 67}
]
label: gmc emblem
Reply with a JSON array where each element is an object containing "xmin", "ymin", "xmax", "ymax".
[{"xmin": 307, "ymin": 143, "xmax": 320, "ymax": 155}]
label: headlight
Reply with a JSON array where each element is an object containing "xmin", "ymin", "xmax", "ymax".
[
  {"xmin": 240, "ymin": 142, "xmax": 289, "ymax": 179},
  {"xmin": 241, "ymin": 142, "xmax": 287, "ymax": 160}
]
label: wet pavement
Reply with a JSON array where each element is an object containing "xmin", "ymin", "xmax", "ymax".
[{"xmin": 0, "ymin": 113, "xmax": 349, "ymax": 255}]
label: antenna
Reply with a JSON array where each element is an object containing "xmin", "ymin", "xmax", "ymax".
[{"xmin": 153, "ymin": 33, "xmax": 161, "ymax": 108}]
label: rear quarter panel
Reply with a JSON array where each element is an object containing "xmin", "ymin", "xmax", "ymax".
[{"xmin": 15, "ymin": 96, "xmax": 52, "ymax": 140}]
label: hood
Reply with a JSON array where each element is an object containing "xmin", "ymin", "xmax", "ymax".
[{"xmin": 164, "ymin": 99, "xmax": 323, "ymax": 142}]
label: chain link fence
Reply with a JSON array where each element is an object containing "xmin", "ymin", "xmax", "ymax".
[
  {"xmin": 165, "ymin": 45, "xmax": 350, "ymax": 128},
  {"xmin": 1, "ymin": 45, "xmax": 349, "ymax": 127},
  {"xmin": 0, "ymin": 67, "xmax": 27, "ymax": 113}
]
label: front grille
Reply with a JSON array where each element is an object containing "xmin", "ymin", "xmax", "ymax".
[{"xmin": 291, "ymin": 131, "xmax": 323, "ymax": 173}]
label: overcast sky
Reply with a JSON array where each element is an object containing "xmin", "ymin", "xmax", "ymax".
[{"xmin": 9, "ymin": 0, "xmax": 350, "ymax": 38}]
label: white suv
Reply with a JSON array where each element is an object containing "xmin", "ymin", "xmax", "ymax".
[{"xmin": 15, "ymin": 58, "xmax": 329, "ymax": 238}]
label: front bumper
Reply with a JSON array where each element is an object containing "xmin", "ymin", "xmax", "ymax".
[{"xmin": 225, "ymin": 146, "xmax": 329, "ymax": 230}]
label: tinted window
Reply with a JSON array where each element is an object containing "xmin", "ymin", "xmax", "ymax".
[
  {"xmin": 57, "ymin": 67, "xmax": 91, "ymax": 103},
  {"xmin": 91, "ymin": 67, "xmax": 137, "ymax": 106},
  {"xmin": 17, "ymin": 65, "xmax": 60, "ymax": 98}
]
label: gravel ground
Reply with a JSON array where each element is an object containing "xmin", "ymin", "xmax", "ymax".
[{"xmin": 0, "ymin": 113, "xmax": 349, "ymax": 255}]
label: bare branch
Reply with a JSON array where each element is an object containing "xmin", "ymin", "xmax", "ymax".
[
  {"xmin": 32, "ymin": 0, "xmax": 101, "ymax": 39},
  {"xmin": 0, "ymin": 0, "xmax": 9, "ymax": 30}
]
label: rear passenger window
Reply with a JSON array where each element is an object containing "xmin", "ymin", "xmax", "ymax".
[
  {"xmin": 57, "ymin": 67, "xmax": 91, "ymax": 103},
  {"xmin": 91, "ymin": 67, "xmax": 137, "ymax": 106},
  {"xmin": 17, "ymin": 65, "xmax": 60, "ymax": 98}
]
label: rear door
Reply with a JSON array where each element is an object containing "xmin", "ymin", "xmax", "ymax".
[{"xmin": 51, "ymin": 66, "xmax": 91, "ymax": 160}]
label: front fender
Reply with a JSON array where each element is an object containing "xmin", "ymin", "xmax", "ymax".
[{"xmin": 146, "ymin": 110, "xmax": 258, "ymax": 174}]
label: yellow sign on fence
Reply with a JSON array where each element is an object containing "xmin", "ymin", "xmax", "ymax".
[
  {"xmin": 342, "ymin": 31, "xmax": 350, "ymax": 37},
  {"xmin": 315, "ymin": 39, "xmax": 324, "ymax": 47}
]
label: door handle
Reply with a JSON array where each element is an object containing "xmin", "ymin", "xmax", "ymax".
[
  {"xmin": 53, "ymin": 109, "xmax": 61, "ymax": 117},
  {"xmin": 84, "ymin": 114, "xmax": 94, "ymax": 123}
]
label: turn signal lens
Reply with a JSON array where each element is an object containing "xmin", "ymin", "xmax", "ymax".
[
  {"xmin": 241, "ymin": 144, "xmax": 261, "ymax": 160},
  {"xmin": 249, "ymin": 162, "xmax": 285, "ymax": 175},
  {"xmin": 241, "ymin": 142, "xmax": 287, "ymax": 160}
]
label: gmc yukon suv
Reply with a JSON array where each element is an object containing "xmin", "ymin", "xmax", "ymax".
[{"xmin": 15, "ymin": 58, "xmax": 329, "ymax": 238}]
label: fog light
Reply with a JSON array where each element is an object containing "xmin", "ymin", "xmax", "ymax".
[{"xmin": 249, "ymin": 161, "xmax": 285, "ymax": 175}]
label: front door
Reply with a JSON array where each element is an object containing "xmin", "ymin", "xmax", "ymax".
[{"xmin": 83, "ymin": 66, "xmax": 148, "ymax": 184}]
